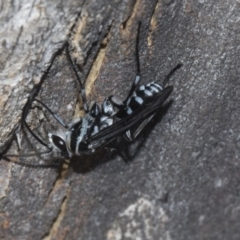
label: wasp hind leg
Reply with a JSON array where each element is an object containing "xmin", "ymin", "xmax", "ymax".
[
  {"xmin": 125, "ymin": 22, "xmax": 142, "ymax": 101},
  {"xmin": 123, "ymin": 114, "xmax": 155, "ymax": 141}
]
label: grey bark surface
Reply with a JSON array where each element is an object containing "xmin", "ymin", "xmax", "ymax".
[{"xmin": 0, "ymin": 0, "xmax": 240, "ymax": 240}]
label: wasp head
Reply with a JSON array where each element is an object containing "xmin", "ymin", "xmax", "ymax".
[{"xmin": 48, "ymin": 131, "xmax": 71, "ymax": 159}]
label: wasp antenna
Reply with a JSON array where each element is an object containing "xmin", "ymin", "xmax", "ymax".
[
  {"xmin": 136, "ymin": 21, "xmax": 142, "ymax": 76},
  {"xmin": 1, "ymin": 150, "xmax": 58, "ymax": 168},
  {"xmin": 21, "ymin": 94, "xmax": 51, "ymax": 149},
  {"xmin": 33, "ymin": 99, "xmax": 68, "ymax": 128},
  {"xmin": 2, "ymin": 149, "xmax": 52, "ymax": 158},
  {"xmin": 4, "ymin": 158, "xmax": 58, "ymax": 168},
  {"xmin": 22, "ymin": 117, "xmax": 51, "ymax": 149}
]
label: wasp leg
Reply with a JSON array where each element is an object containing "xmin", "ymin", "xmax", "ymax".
[
  {"xmin": 125, "ymin": 22, "xmax": 142, "ymax": 101},
  {"xmin": 103, "ymin": 147, "xmax": 117, "ymax": 153},
  {"xmin": 65, "ymin": 43, "xmax": 89, "ymax": 113},
  {"xmin": 123, "ymin": 114, "xmax": 155, "ymax": 141},
  {"xmin": 162, "ymin": 63, "xmax": 183, "ymax": 87},
  {"xmin": 15, "ymin": 124, "xmax": 23, "ymax": 150}
]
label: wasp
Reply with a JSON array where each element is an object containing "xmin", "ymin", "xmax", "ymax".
[{"xmin": 1, "ymin": 22, "xmax": 181, "ymax": 165}]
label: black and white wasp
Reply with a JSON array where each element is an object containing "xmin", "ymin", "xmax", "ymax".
[{"xmin": 2, "ymin": 22, "xmax": 181, "ymax": 164}]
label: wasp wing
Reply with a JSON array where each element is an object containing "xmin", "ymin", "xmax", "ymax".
[{"xmin": 89, "ymin": 86, "xmax": 173, "ymax": 143}]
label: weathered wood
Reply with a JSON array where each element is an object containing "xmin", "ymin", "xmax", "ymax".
[{"xmin": 1, "ymin": 0, "xmax": 240, "ymax": 239}]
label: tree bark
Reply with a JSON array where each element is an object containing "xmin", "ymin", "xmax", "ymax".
[{"xmin": 1, "ymin": 0, "xmax": 240, "ymax": 240}]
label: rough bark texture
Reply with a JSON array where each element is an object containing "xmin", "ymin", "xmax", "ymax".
[{"xmin": 1, "ymin": 0, "xmax": 240, "ymax": 239}]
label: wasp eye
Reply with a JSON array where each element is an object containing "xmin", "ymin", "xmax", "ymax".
[{"xmin": 51, "ymin": 134, "xmax": 67, "ymax": 153}]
